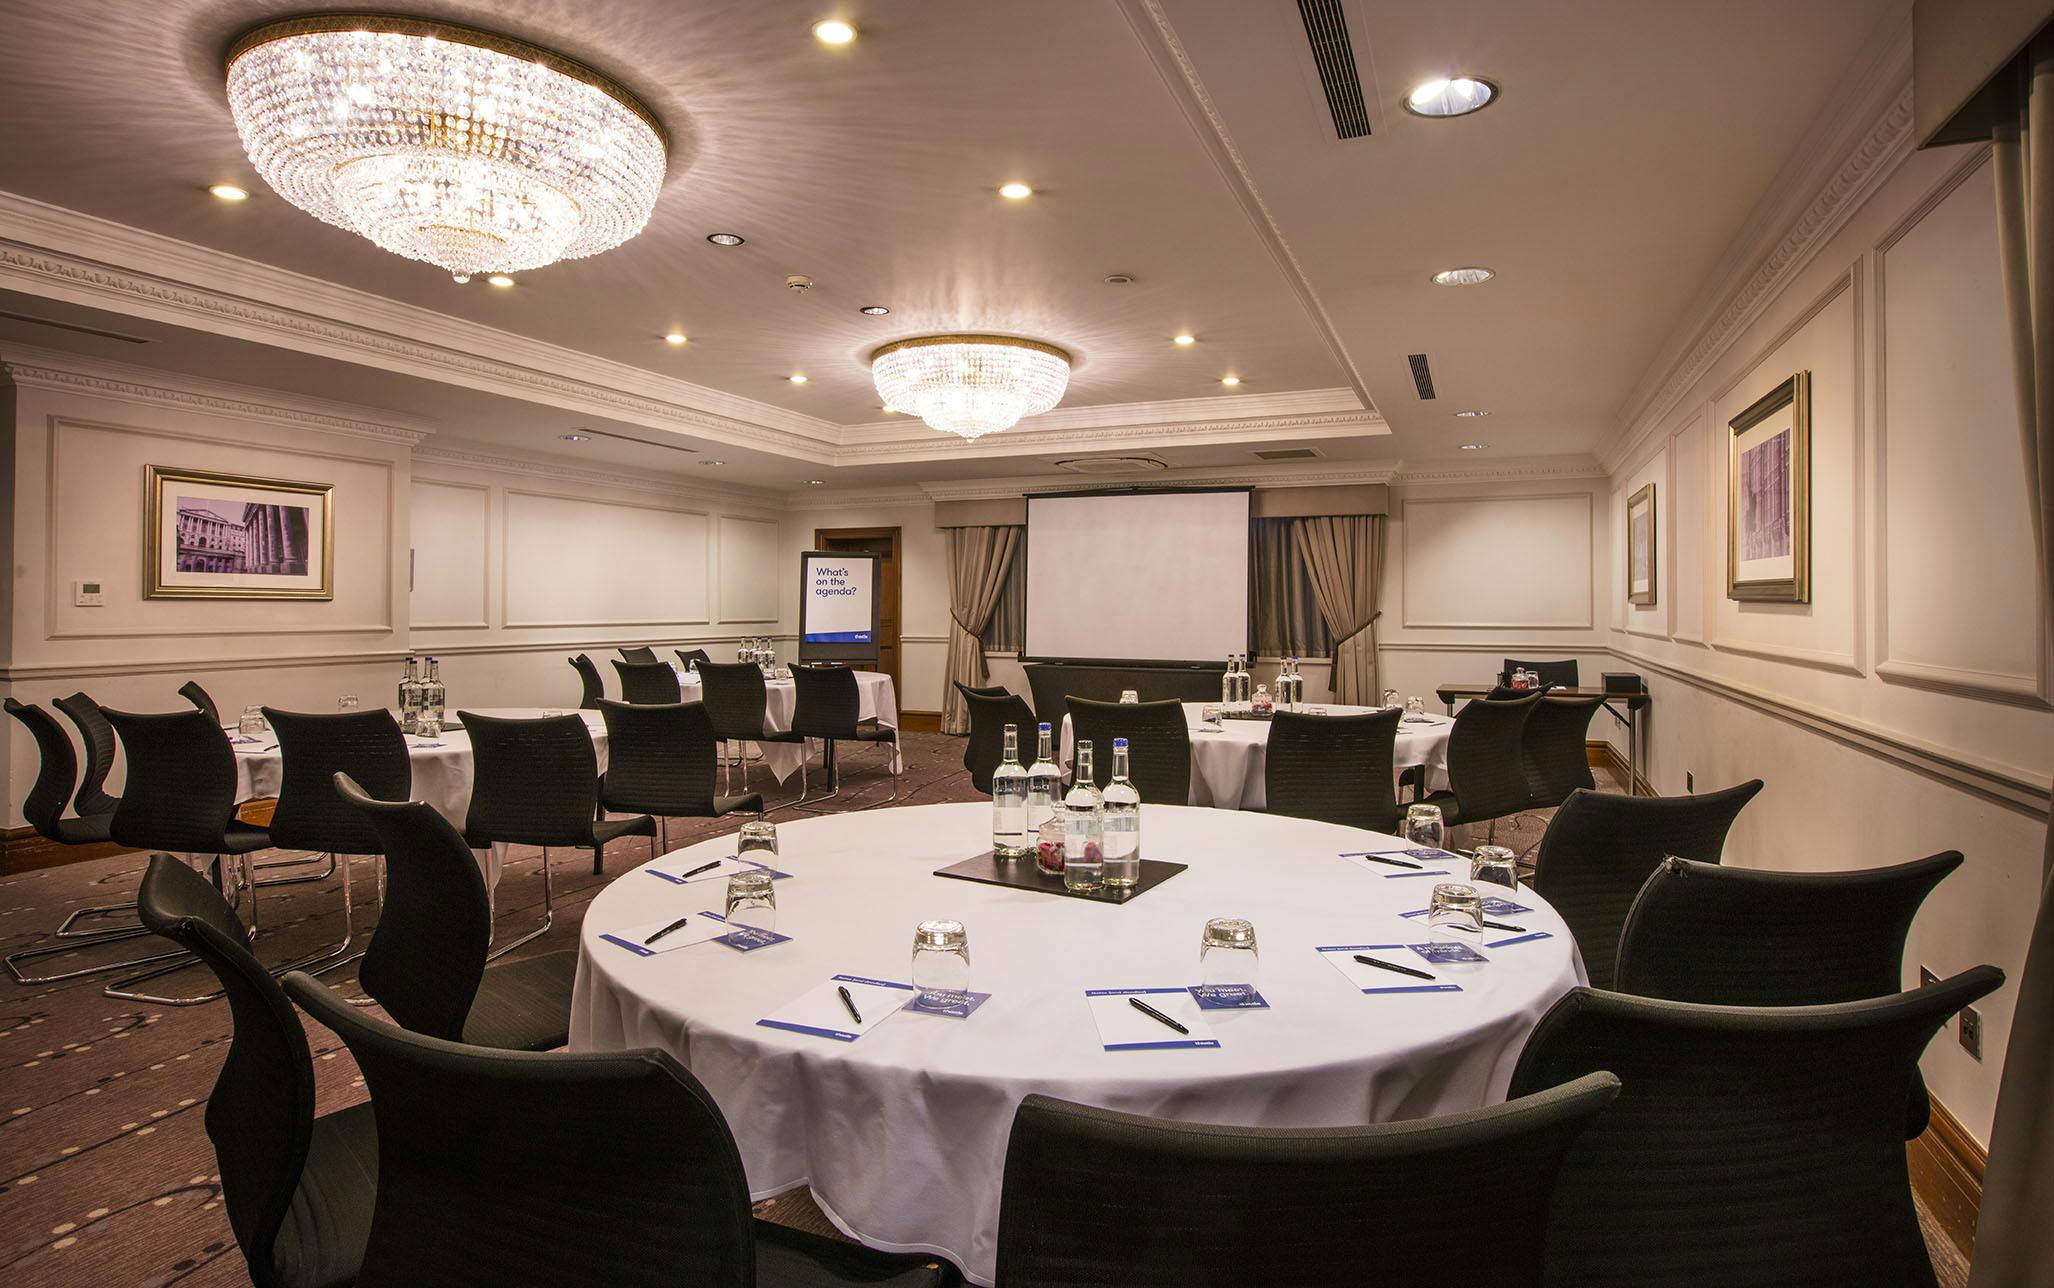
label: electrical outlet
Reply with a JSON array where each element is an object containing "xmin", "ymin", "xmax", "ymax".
[
  {"xmin": 1919, "ymin": 966, "xmax": 1938, "ymax": 989},
  {"xmin": 1685, "ymin": 772, "xmax": 1695, "ymax": 793},
  {"xmin": 1960, "ymin": 1006, "xmax": 1983, "ymax": 1061}
]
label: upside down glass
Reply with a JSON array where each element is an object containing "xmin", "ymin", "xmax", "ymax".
[
  {"xmin": 724, "ymin": 871, "xmax": 777, "ymax": 933},
  {"xmin": 1403, "ymin": 803, "xmax": 1446, "ymax": 852},
  {"xmin": 736, "ymin": 820, "xmax": 778, "ymax": 858},
  {"xmin": 238, "ymin": 705, "xmax": 266, "ymax": 737},
  {"xmin": 1198, "ymin": 917, "xmax": 1260, "ymax": 1004},
  {"xmin": 911, "ymin": 919, "xmax": 971, "ymax": 1006},
  {"xmin": 1427, "ymin": 882, "xmax": 1484, "ymax": 947},
  {"xmin": 1470, "ymin": 844, "xmax": 1519, "ymax": 891}
]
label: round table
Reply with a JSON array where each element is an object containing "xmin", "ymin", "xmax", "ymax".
[
  {"xmin": 571, "ymin": 802, "xmax": 1583, "ymax": 1285},
  {"xmin": 673, "ymin": 668, "xmax": 903, "ymax": 783}
]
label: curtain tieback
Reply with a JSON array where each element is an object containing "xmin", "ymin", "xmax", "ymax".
[
  {"xmin": 950, "ymin": 610, "xmax": 981, "ymax": 636},
  {"xmin": 1332, "ymin": 610, "xmax": 1380, "ymax": 648}
]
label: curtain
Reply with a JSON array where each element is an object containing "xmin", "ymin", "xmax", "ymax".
[
  {"xmin": 1291, "ymin": 515, "xmax": 1385, "ymax": 705},
  {"xmin": 981, "ymin": 545, "xmax": 1026, "ymax": 653},
  {"xmin": 1251, "ymin": 520, "xmax": 1333, "ymax": 658},
  {"xmin": 1972, "ymin": 32, "xmax": 2054, "ymax": 1288},
  {"xmin": 941, "ymin": 526, "xmax": 1020, "ymax": 735}
]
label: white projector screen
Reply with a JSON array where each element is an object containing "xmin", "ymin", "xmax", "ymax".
[{"xmin": 1023, "ymin": 489, "xmax": 1252, "ymax": 663}]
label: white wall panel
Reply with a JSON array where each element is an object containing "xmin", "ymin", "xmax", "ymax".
[
  {"xmin": 718, "ymin": 515, "xmax": 782, "ymax": 623},
  {"xmin": 1400, "ymin": 495, "xmax": 1593, "ymax": 629},
  {"xmin": 503, "ymin": 490, "xmax": 709, "ymax": 627},
  {"xmin": 409, "ymin": 480, "xmax": 488, "ymax": 629}
]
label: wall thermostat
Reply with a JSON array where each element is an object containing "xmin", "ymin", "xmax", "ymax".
[{"xmin": 74, "ymin": 580, "xmax": 105, "ymax": 607}]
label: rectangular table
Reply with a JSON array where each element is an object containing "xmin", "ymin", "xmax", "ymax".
[{"xmin": 1434, "ymin": 683, "xmax": 1652, "ymax": 796}]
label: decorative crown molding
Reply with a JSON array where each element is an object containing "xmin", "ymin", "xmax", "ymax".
[
  {"xmin": 412, "ymin": 440, "xmax": 785, "ymax": 511},
  {"xmin": 1392, "ymin": 454, "xmax": 1608, "ymax": 485},
  {"xmin": 914, "ymin": 460, "xmax": 1399, "ymax": 504},
  {"xmin": 836, "ymin": 407, "xmax": 1389, "ymax": 465}
]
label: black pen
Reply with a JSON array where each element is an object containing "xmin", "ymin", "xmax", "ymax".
[
  {"xmin": 676, "ymin": 859, "xmax": 722, "ymax": 880},
  {"xmin": 1482, "ymin": 919, "xmax": 1526, "ymax": 933},
  {"xmin": 837, "ymin": 985, "xmax": 864, "ymax": 1025},
  {"xmin": 1353, "ymin": 953, "xmax": 1436, "ymax": 981},
  {"xmin": 1127, "ymin": 996, "xmax": 1189, "ymax": 1035},
  {"xmin": 643, "ymin": 913, "xmax": 697, "ymax": 945},
  {"xmin": 1350, "ymin": 852, "xmax": 1423, "ymax": 870}
]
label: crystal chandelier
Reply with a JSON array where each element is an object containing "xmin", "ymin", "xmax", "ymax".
[
  {"xmin": 870, "ymin": 335, "xmax": 1072, "ymax": 441},
  {"xmin": 224, "ymin": 16, "xmax": 667, "ymax": 280}
]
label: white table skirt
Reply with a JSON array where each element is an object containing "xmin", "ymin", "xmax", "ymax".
[
  {"xmin": 1058, "ymin": 703, "xmax": 1453, "ymax": 810},
  {"xmin": 570, "ymin": 802, "xmax": 1582, "ymax": 1285},
  {"xmin": 675, "ymin": 669, "xmax": 902, "ymax": 781}
]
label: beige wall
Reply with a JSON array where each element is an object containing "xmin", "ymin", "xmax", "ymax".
[{"xmin": 779, "ymin": 498, "xmax": 950, "ymax": 715}]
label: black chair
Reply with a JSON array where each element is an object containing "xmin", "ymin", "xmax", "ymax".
[
  {"xmin": 695, "ymin": 661, "xmax": 808, "ymax": 797},
  {"xmin": 994, "ymin": 1073, "xmax": 1622, "ymax": 1287},
  {"xmin": 1520, "ymin": 693, "xmax": 1604, "ymax": 808},
  {"xmin": 1508, "ymin": 967, "xmax": 2002, "ymax": 1287},
  {"xmin": 1501, "ymin": 659, "xmax": 1579, "ymax": 688},
  {"xmin": 136, "ymin": 857, "xmax": 376, "ymax": 1288},
  {"xmin": 461, "ymin": 711, "xmax": 656, "ymax": 904},
  {"xmin": 179, "ymin": 678, "xmax": 222, "ymax": 726},
  {"xmin": 598, "ymin": 700, "xmax": 763, "ymax": 853},
  {"xmin": 337, "ymin": 775, "xmax": 577, "ymax": 1052},
  {"xmin": 1065, "ymin": 697, "xmax": 1190, "ymax": 804},
  {"xmin": 957, "ymin": 683, "xmax": 1035, "ymax": 796},
  {"xmin": 1263, "ymin": 708, "xmax": 1402, "ymax": 832},
  {"xmin": 55, "ymin": 690, "xmax": 121, "ymax": 819},
  {"xmin": 676, "ymin": 647, "xmax": 712, "ymax": 672},
  {"xmin": 282, "ymin": 972, "xmax": 956, "ymax": 1288},
  {"xmin": 1414, "ymin": 691, "xmax": 1543, "ymax": 835},
  {"xmin": 790, "ymin": 663, "xmax": 901, "ymax": 808},
  {"xmin": 568, "ymin": 654, "xmax": 605, "ymax": 709},
  {"xmin": 618, "ymin": 645, "xmax": 660, "ymax": 664},
  {"xmin": 1616, "ymin": 851, "xmax": 1964, "ymax": 1138},
  {"xmin": 1529, "ymin": 780, "xmax": 1763, "ymax": 990},
  {"xmin": 613, "ymin": 658, "xmax": 684, "ymax": 705}
]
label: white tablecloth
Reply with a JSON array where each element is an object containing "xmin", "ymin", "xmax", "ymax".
[
  {"xmin": 674, "ymin": 669, "xmax": 901, "ymax": 781},
  {"xmin": 571, "ymin": 802, "xmax": 1582, "ymax": 1285},
  {"xmin": 1058, "ymin": 703, "xmax": 1453, "ymax": 809}
]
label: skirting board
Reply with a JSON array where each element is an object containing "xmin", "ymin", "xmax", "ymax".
[
  {"xmin": 1586, "ymin": 739, "xmax": 1653, "ymax": 797},
  {"xmin": 899, "ymin": 709, "xmax": 942, "ymax": 734},
  {"xmin": 1908, "ymin": 1098, "xmax": 1986, "ymax": 1261}
]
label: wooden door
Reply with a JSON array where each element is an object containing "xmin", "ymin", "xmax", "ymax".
[{"xmin": 815, "ymin": 527, "xmax": 901, "ymax": 693}]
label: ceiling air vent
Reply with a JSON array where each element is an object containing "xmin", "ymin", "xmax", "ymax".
[
  {"xmin": 0, "ymin": 309, "xmax": 151, "ymax": 344},
  {"xmin": 1252, "ymin": 448, "xmax": 1323, "ymax": 461},
  {"xmin": 1297, "ymin": 0, "xmax": 1372, "ymax": 140},
  {"xmin": 1054, "ymin": 455, "xmax": 1170, "ymax": 475},
  {"xmin": 1408, "ymin": 353, "xmax": 1437, "ymax": 400}
]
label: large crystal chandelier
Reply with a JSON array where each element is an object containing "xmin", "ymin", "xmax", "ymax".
[
  {"xmin": 225, "ymin": 16, "xmax": 667, "ymax": 280},
  {"xmin": 870, "ymin": 335, "xmax": 1072, "ymax": 441}
]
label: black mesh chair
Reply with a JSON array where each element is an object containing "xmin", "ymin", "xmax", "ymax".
[
  {"xmin": 696, "ymin": 661, "xmax": 808, "ymax": 797},
  {"xmin": 55, "ymin": 691, "xmax": 120, "ymax": 819},
  {"xmin": 1066, "ymin": 697, "xmax": 1190, "ymax": 803},
  {"xmin": 1501, "ymin": 658, "xmax": 1579, "ymax": 688},
  {"xmin": 1617, "ymin": 851, "xmax": 1964, "ymax": 1138},
  {"xmin": 137, "ymin": 857, "xmax": 375, "ymax": 1288},
  {"xmin": 1414, "ymin": 691, "xmax": 1543, "ymax": 835},
  {"xmin": 1529, "ymin": 780, "xmax": 1763, "ymax": 990},
  {"xmin": 676, "ymin": 647, "xmax": 712, "ymax": 672},
  {"xmin": 568, "ymin": 654, "xmax": 605, "ymax": 709},
  {"xmin": 1520, "ymin": 694, "xmax": 1604, "ymax": 808},
  {"xmin": 337, "ymin": 775, "xmax": 577, "ymax": 1052},
  {"xmin": 613, "ymin": 659, "xmax": 683, "ymax": 705},
  {"xmin": 995, "ymin": 1073, "xmax": 1622, "ymax": 1287},
  {"xmin": 461, "ymin": 713, "xmax": 657, "ymax": 921},
  {"xmin": 1263, "ymin": 708, "xmax": 1402, "ymax": 832},
  {"xmin": 598, "ymin": 701, "xmax": 763, "ymax": 853},
  {"xmin": 1508, "ymin": 967, "xmax": 2002, "ymax": 1287},
  {"xmin": 790, "ymin": 663, "xmax": 900, "ymax": 809},
  {"xmin": 618, "ymin": 645, "xmax": 660, "ymax": 664},
  {"xmin": 957, "ymin": 683, "xmax": 1035, "ymax": 796},
  {"xmin": 283, "ymin": 973, "xmax": 956, "ymax": 1288},
  {"xmin": 179, "ymin": 678, "xmax": 223, "ymax": 727}
]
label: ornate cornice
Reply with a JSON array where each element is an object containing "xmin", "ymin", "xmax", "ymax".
[
  {"xmin": 1393, "ymin": 455, "xmax": 1608, "ymax": 485},
  {"xmin": 835, "ymin": 408, "xmax": 1389, "ymax": 464},
  {"xmin": 411, "ymin": 441, "xmax": 785, "ymax": 511}
]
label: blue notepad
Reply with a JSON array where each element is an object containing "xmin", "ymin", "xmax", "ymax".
[
  {"xmin": 1402, "ymin": 897, "xmax": 1533, "ymax": 919},
  {"xmin": 715, "ymin": 925, "xmax": 792, "ymax": 952},
  {"xmin": 1409, "ymin": 941, "xmax": 1488, "ymax": 965},
  {"xmin": 1188, "ymin": 984, "xmax": 1270, "ymax": 1010},
  {"xmin": 1487, "ymin": 931, "xmax": 1555, "ymax": 949},
  {"xmin": 906, "ymin": 989, "xmax": 993, "ymax": 1020},
  {"xmin": 646, "ymin": 856, "xmax": 792, "ymax": 885}
]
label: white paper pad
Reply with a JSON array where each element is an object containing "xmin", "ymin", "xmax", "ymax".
[
  {"xmin": 756, "ymin": 974, "xmax": 916, "ymax": 1042},
  {"xmin": 1085, "ymin": 987, "xmax": 1220, "ymax": 1051},
  {"xmin": 597, "ymin": 911, "xmax": 731, "ymax": 958},
  {"xmin": 646, "ymin": 855, "xmax": 788, "ymax": 885},
  {"xmin": 1316, "ymin": 944, "xmax": 1463, "ymax": 995}
]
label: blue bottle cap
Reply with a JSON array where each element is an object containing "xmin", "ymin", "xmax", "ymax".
[
  {"xmin": 1114, "ymin": 737, "xmax": 1129, "ymax": 748},
  {"xmin": 1038, "ymin": 721, "xmax": 1051, "ymax": 731}
]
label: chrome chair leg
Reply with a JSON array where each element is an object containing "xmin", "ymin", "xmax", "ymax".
[
  {"xmin": 788, "ymin": 739, "xmax": 841, "ymax": 813},
  {"xmin": 55, "ymin": 901, "xmax": 143, "ymax": 938},
  {"xmin": 848, "ymin": 739, "xmax": 904, "ymax": 812},
  {"xmin": 487, "ymin": 845, "xmax": 555, "ymax": 960},
  {"xmin": 6, "ymin": 927, "xmax": 188, "ymax": 985}
]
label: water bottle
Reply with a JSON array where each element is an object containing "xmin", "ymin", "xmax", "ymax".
[
  {"xmin": 397, "ymin": 654, "xmax": 421, "ymax": 734},
  {"xmin": 1221, "ymin": 654, "xmax": 1239, "ymax": 706},
  {"xmin": 1062, "ymin": 741, "xmax": 1105, "ymax": 893},
  {"xmin": 418, "ymin": 657, "xmax": 446, "ymax": 730},
  {"xmin": 1235, "ymin": 655, "xmax": 1253, "ymax": 704},
  {"xmin": 1101, "ymin": 738, "xmax": 1141, "ymax": 888},
  {"xmin": 991, "ymin": 725, "xmax": 1031, "ymax": 861},
  {"xmin": 1024, "ymin": 723, "xmax": 1062, "ymax": 861},
  {"xmin": 1281, "ymin": 655, "xmax": 1302, "ymax": 709}
]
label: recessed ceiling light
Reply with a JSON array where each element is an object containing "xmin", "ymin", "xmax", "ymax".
[
  {"xmin": 788, "ymin": 374, "xmax": 809, "ymax": 384},
  {"xmin": 1173, "ymin": 334, "xmax": 1196, "ymax": 346},
  {"xmin": 1459, "ymin": 442, "xmax": 1490, "ymax": 450},
  {"xmin": 700, "ymin": 459, "xmax": 727, "ymax": 466},
  {"xmin": 1405, "ymin": 76, "xmax": 1498, "ymax": 118},
  {"xmin": 859, "ymin": 305, "xmax": 891, "ymax": 316},
  {"xmin": 208, "ymin": 183, "xmax": 249, "ymax": 202},
  {"xmin": 807, "ymin": 479, "xmax": 827, "ymax": 485},
  {"xmin": 880, "ymin": 406, "xmax": 898, "ymax": 414},
  {"xmin": 1220, "ymin": 375, "xmax": 1241, "ymax": 387},
  {"xmin": 560, "ymin": 432, "xmax": 592, "ymax": 442},
  {"xmin": 664, "ymin": 332, "xmax": 688, "ymax": 345},
  {"xmin": 812, "ymin": 19, "xmax": 856, "ymax": 45},
  {"xmin": 706, "ymin": 232, "xmax": 745, "ymax": 246},
  {"xmin": 1103, "ymin": 273, "xmax": 1136, "ymax": 286},
  {"xmin": 1454, "ymin": 409, "xmax": 1490, "ymax": 418},
  {"xmin": 1431, "ymin": 266, "xmax": 1494, "ymax": 286},
  {"xmin": 999, "ymin": 182, "xmax": 1034, "ymax": 200},
  {"xmin": 486, "ymin": 274, "xmax": 515, "ymax": 288}
]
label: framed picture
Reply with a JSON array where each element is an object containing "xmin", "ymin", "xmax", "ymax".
[
  {"xmin": 1626, "ymin": 482, "xmax": 1657, "ymax": 606},
  {"xmin": 1726, "ymin": 371, "xmax": 1810, "ymax": 603},
  {"xmin": 145, "ymin": 465, "xmax": 334, "ymax": 600}
]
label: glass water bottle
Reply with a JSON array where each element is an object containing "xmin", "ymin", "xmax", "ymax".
[
  {"xmin": 397, "ymin": 655, "xmax": 421, "ymax": 734},
  {"xmin": 991, "ymin": 725, "xmax": 1031, "ymax": 861},
  {"xmin": 1100, "ymin": 738, "xmax": 1141, "ymax": 888},
  {"xmin": 1062, "ymin": 741, "xmax": 1105, "ymax": 892},
  {"xmin": 1024, "ymin": 722, "xmax": 1062, "ymax": 851},
  {"xmin": 1221, "ymin": 654, "xmax": 1239, "ymax": 706},
  {"xmin": 418, "ymin": 657, "xmax": 446, "ymax": 731}
]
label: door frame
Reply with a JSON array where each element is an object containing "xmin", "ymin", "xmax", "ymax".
[{"xmin": 813, "ymin": 526, "xmax": 902, "ymax": 696}]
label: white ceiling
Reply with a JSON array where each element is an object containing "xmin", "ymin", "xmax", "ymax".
[{"xmin": 0, "ymin": 0, "xmax": 1901, "ymax": 484}]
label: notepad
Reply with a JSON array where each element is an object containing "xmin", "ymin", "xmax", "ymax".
[
  {"xmin": 1188, "ymin": 984, "xmax": 1270, "ymax": 1010},
  {"xmin": 905, "ymin": 989, "xmax": 993, "ymax": 1020},
  {"xmin": 1409, "ymin": 941, "xmax": 1488, "ymax": 965},
  {"xmin": 1316, "ymin": 945, "xmax": 1463, "ymax": 995},
  {"xmin": 714, "ymin": 925, "xmax": 791, "ymax": 952},
  {"xmin": 1486, "ymin": 931, "xmax": 1555, "ymax": 949},
  {"xmin": 756, "ymin": 974, "xmax": 916, "ymax": 1042},
  {"xmin": 1085, "ymin": 987, "xmax": 1220, "ymax": 1051},
  {"xmin": 645, "ymin": 855, "xmax": 792, "ymax": 885},
  {"xmin": 1402, "ymin": 896, "xmax": 1533, "ymax": 919},
  {"xmin": 597, "ymin": 911, "xmax": 730, "ymax": 957},
  {"xmin": 1337, "ymin": 848, "xmax": 1460, "ymax": 879}
]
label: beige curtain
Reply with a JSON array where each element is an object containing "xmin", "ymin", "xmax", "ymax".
[
  {"xmin": 1251, "ymin": 519, "xmax": 1332, "ymax": 657},
  {"xmin": 1291, "ymin": 515, "xmax": 1385, "ymax": 705},
  {"xmin": 941, "ymin": 526, "xmax": 1020, "ymax": 735}
]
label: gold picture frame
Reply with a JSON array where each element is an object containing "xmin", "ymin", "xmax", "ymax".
[
  {"xmin": 145, "ymin": 465, "xmax": 334, "ymax": 600},
  {"xmin": 1726, "ymin": 371, "xmax": 1810, "ymax": 603},
  {"xmin": 1626, "ymin": 482, "xmax": 1657, "ymax": 606}
]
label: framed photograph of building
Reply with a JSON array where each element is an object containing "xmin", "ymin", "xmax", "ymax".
[
  {"xmin": 1626, "ymin": 482, "xmax": 1657, "ymax": 606},
  {"xmin": 1726, "ymin": 371, "xmax": 1810, "ymax": 603},
  {"xmin": 145, "ymin": 466, "xmax": 333, "ymax": 600}
]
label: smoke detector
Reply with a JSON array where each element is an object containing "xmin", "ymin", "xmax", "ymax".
[{"xmin": 785, "ymin": 274, "xmax": 815, "ymax": 293}]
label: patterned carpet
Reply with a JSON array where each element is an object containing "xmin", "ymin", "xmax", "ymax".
[{"xmin": 0, "ymin": 736, "xmax": 1965, "ymax": 1287}]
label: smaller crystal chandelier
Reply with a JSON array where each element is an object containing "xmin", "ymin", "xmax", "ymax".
[{"xmin": 870, "ymin": 335, "xmax": 1072, "ymax": 441}]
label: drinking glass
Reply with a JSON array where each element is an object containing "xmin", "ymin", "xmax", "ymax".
[
  {"xmin": 1119, "ymin": 689, "xmax": 1140, "ymax": 704},
  {"xmin": 1405, "ymin": 696, "xmax": 1427, "ymax": 720},
  {"xmin": 1383, "ymin": 688, "xmax": 1400, "ymax": 709},
  {"xmin": 1198, "ymin": 917, "xmax": 1260, "ymax": 1003},
  {"xmin": 1470, "ymin": 844, "xmax": 1519, "ymax": 891},
  {"xmin": 724, "ymin": 871, "xmax": 777, "ymax": 932},
  {"xmin": 337, "ymin": 694, "xmax": 359, "ymax": 713},
  {"xmin": 911, "ymin": 919, "xmax": 971, "ymax": 1004},
  {"xmin": 736, "ymin": 820, "xmax": 778, "ymax": 858},
  {"xmin": 415, "ymin": 711, "xmax": 441, "ymax": 738},
  {"xmin": 1427, "ymin": 882, "xmax": 1484, "ymax": 945},
  {"xmin": 1403, "ymin": 803, "xmax": 1446, "ymax": 852},
  {"xmin": 238, "ymin": 705, "xmax": 266, "ymax": 737},
  {"xmin": 1200, "ymin": 704, "xmax": 1223, "ymax": 727}
]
